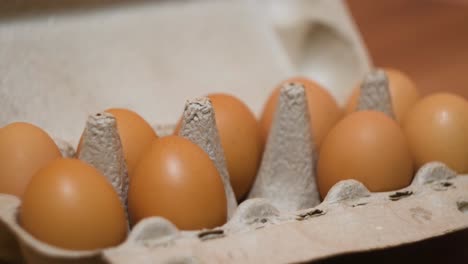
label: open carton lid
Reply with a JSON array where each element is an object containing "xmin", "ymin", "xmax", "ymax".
[{"xmin": 0, "ymin": 0, "xmax": 370, "ymax": 145}]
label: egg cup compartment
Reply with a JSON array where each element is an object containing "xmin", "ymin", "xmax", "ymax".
[
  {"xmin": 1, "ymin": 162, "xmax": 467, "ymax": 263},
  {"xmin": 2, "ymin": 71, "xmax": 468, "ymax": 263}
]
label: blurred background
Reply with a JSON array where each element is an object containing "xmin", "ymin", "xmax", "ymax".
[{"xmin": 347, "ymin": 0, "xmax": 468, "ymax": 98}]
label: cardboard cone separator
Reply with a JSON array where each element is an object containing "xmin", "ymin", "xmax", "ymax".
[
  {"xmin": 78, "ymin": 112, "xmax": 129, "ymax": 217},
  {"xmin": 249, "ymin": 82, "xmax": 320, "ymax": 212},
  {"xmin": 177, "ymin": 97, "xmax": 238, "ymax": 219},
  {"xmin": 356, "ymin": 68, "xmax": 395, "ymax": 118}
]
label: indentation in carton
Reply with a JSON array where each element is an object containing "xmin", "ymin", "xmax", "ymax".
[
  {"xmin": 197, "ymin": 229, "xmax": 225, "ymax": 241},
  {"xmin": 389, "ymin": 191, "xmax": 413, "ymax": 201},
  {"xmin": 457, "ymin": 201, "xmax": 468, "ymax": 214},
  {"xmin": 225, "ymin": 199, "xmax": 280, "ymax": 233},
  {"xmin": 431, "ymin": 181, "xmax": 455, "ymax": 191},
  {"xmin": 296, "ymin": 209, "xmax": 325, "ymax": 221},
  {"xmin": 409, "ymin": 207, "xmax": 432, "ymax": 224},
  {"xmin": 413, "ymin": 162, "xmax": 457, "ymax": 185},
  {"xmin": 323, "ymin": 179, "xmax": 370, "ymax": 203},
  {"xmin": 351, "ymin": 203, "xmax": 368, "ymax": 208}
]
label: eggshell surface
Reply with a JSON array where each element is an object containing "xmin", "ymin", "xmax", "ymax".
[
  {"xmin": 128, "ymin": 136, "xmax": 227, "ymax": 230},
  {"xmin": 317, "ymin": 111, "xmax": 414, "ymax": 198},
  {"xmin": 20, "ymin": 158, "xmax": 128, "ymax": 250},
  {"xmin": 0, "ymin": 122, "xmax": 61, "ymax": 197},
  {"xmin": 346, "ymin": 68, "xmax": 420, "ymax": 123},
  {"xmin": 260, "ymin": 77, "xmax": 342, "ymax": 151},
  {"xmin": 403, "ymin": 93, "xmax": 468, "ymax": 173}
]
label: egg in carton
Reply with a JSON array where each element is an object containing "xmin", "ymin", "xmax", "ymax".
[
  {"xmin": 1, "ymin": 1, "xmax": 467, "ymax": 263},
  {"xmin": 1, "ymin": 69, "xmax": 468, "ymax": 263}
]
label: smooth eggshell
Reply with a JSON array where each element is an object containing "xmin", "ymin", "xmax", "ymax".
[
  {"xmin": 20, "ymin": 158, "xmax": 128, "ymax": 250},
  {"xmin": 260, "ymin": 77, "xmax": 342, "ymax": 151},
  {"xmin": 403, "ymin": 93, "xmax": 468, "ymax": 173},
  {"xmin": 317, "ymin": 111, "xmax": 414, "ymax": 198},
  {"xmin": 0, "ymin": 122, "xmax": 61, "ymax": 198},
  {"xmin": 346, "ymin": 68, "xmax": 420, "ymax": 123},
  {"xmin": 128, "ymin": 136, "xmax": 227, "ymax": 230}
]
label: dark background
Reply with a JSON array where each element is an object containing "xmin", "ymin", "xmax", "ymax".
[{"xmin": 313, "ymin": 229, "xmax": 468, "ymax": 263}]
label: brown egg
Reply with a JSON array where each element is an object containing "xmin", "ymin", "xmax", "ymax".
[
  {"xmin": 208, "ymin": 94, "xmax": 262, "ymax": 201},
  {"xmin": 260, "ymin": 77, "xmax": 342, "ymax": 151},
  {"xmin": 346, "ymin": 68, "xmax": 420, "ymax": 123},
  {"xmin": 403, "ymin": 93, "xmax": 468, "ymax": 173},
  {"xmin": 77, "ymin": 108, "xmax": 158, "ymax": 177},
  {"xmin": 128, "ymin": 136, "xmax": 227, "ymax": 230},
  {"xmin": 317, "ymin": 111, "xmax": 414, "ymax": 199},
  {"xmin": 20, "ymin": 158, "xmax": 127, "ymax": 250},
  {"xmin": 0, "ymin": 122, "xmax": 61, "ymax": 197}
]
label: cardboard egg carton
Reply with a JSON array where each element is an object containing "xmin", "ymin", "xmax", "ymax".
[
  {"xmin": 2, "ymin": 81, "xmax": 468, "ymax": 264},
  {"xmin": 2, "ymin": 161, "xmax": 467, "ymax": 264},
  {"xmin": 2, "ymin": 0, "xmax": 467, "ymax": 263}
]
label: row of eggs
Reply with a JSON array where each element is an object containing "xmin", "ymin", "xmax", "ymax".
[{"xmin": 1, "ymin": 68, "xmax": 468, "ymax": 251}]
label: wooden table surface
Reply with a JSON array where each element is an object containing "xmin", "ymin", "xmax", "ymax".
[{"xmin": 347, "ymin": 0, "xmax": 468, "ymax": 98}]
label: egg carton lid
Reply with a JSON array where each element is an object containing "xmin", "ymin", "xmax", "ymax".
[{"xmin": 0, "ymin": 0, "xmax": 370, "ymax": 146}]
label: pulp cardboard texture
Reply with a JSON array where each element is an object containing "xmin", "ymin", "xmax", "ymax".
[
  {"xmin": 248, "ymin": 83, "xmax": 320, "ymax": 212},
  {"xmin": 1, "ymin": 1, "xmax": 467, "ymax": 264},
  {"xmin": 178, "ymin": 97, "xmax": 238, "ymax": 219}
]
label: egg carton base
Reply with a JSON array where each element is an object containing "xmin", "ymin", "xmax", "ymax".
[{"xmin": 1, "ymin": 163, "xmax": 467, "ymax": 264}]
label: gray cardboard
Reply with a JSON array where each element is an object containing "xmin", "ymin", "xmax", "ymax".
[
  {"xmin": 178, "ymin": 97, "xmax": 238, "ymax": 219},
  {"xmin": 78, "ymin": 112, "xmax": 129, "ymax": 214},
  {"xmin": 248, "ymin": 83, "xmax": 320, "ymax": 211},
  {"xmin": 356, "ymin": 69, "xmax": 396, "ymax": 118}
]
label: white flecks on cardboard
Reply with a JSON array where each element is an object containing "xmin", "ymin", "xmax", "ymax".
[
  {"xmin": 77, "ymin": 112, "xmax": 129, "ymax": 215},
  {"xmin": 248, "ymin": 83, "xmax": 320, "ymax": 212},
  {"xmin": 178, "ymin": 97, "xmax": 237, "ymax": 219},
  {"xmin": 356, "ymin": 69, "xmax": 396, "ymax": 119}
]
